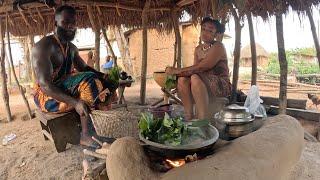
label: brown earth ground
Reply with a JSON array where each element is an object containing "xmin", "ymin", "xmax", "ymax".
[{"xmin": 0, "ymin": 80, "xmax": 319, "ymax": 180}]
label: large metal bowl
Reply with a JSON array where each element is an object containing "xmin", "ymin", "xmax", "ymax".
[{"xmin": 139, "ymin": 124, "xmax": 219, "ymax": 158}]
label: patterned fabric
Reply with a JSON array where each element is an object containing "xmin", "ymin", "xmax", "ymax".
[
  {"xmin": 197, "ymin": 60, "xmax": 232, "ymax": 98},
  {"xmin": 33, "ymin": 36, "xmax": 112, "ymax": 113}
]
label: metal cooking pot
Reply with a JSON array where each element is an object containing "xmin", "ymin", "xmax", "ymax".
[
  {"xmin": 139, "ymin": 124, "xmax": 219, "ymax": 158},
  {"xmin": 213, "ymin": 104, "xmax": 264, "ymax": 140}
]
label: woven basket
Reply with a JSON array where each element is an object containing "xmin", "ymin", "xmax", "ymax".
[{"xmin": 90, "ymin": 110, "xmax": 139, "ymax": 138}]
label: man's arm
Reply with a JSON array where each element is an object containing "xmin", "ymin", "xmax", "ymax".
[
  {"xmin": 32, "ymin": 44, "xmax": 78, "ymax": 107},
  {"xmin": 72, "ymin": 47, "xmax": 105, "ymax": 79}
]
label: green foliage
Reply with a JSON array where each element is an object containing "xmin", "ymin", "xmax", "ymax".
[
  {"xmin": 108, "ymin": 66, "xmax": 121, "ymax": 85},
  {"xmin": 139, "ymin": 113, "xmax": 209, "ymax": 146},
  {"xmin": 165, "ymin": 75, "xmax": 177, "ymax": 90},
  {"xmin": 266, "ymin": 49, "xmax": 319, "ymax": 75}
]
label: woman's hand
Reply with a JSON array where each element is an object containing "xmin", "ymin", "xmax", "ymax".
[{"xmin": 165, "ymin": 67, "xmax": 179, "ymax": 75}]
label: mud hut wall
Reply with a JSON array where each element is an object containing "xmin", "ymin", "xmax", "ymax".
[
  {"xmin": 127, "ymin": 29, "xmax": 175, "ymax": 78},
  {"xmin": 182, "ymin": 24, "xmax": 200, "ymax": 67}
]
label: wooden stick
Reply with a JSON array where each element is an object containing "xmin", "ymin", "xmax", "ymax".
[
  {"xmin": 6, "ymin": 13, "xmax": 14, "ymax": 27},
  {"xmin": 87, "ymin": 5, "xmax": 98, "ymax": 31},
  {"xmin": 101, "ymin": 28, "xmax": 116, "ymax": 61},
  {"xmin": 171, "ymin": 9, "xmax": 181, "ymax": 68},
  {"xmin": 162, "ymin": 88, "xmax": 183, "ymax": 105},
  {"xmin": 83, "ymin": 149, "xmax": 106, "ymax": 159},
  {"xmin": 0, "ymin": 18, "xmax": 12, "ymax": 122},
  {"xmin": 91, "ymin": 136, "xmax": 103, "ymax": 146},
  {"xmin": 17, "ymin": 4, "xmax": 32, "ymax": 28},
  {"xmin": 5, "ymin": 16, "xmax": 33, "ymax": 120},
  {"xmin": 42, "ymin": 130, "xmax": 54, "ymax": 142},
  {"xmin": 36, "ymin": 7, "xmax": 44, "ymax": 22},
  {"xmin": 177, "ymin": 0, "xmax": 197, "ymax": 7},
  {"xmin": 267, "ymin": 105, "xmax": 320, "ymax": 122},
  {"xmin": 140, "ymin": 1, "xmax": 150, "ymax": 105},
  {"xmin": 304, "ymin": 130, "xmax": 318, "ymax": 142},
  {"xmin": 96, "ymin": 6, "xmax": 102, "ymax": 16}
]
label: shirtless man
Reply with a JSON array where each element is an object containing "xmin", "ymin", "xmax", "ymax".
[{"xmin": 32, "ymin": 5, "xmax": 117, "ymax": 147}]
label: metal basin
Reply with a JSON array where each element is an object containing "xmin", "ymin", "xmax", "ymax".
[{"xmin": 139, "ymin": 124, "xmax": 219, "ymax": 158}]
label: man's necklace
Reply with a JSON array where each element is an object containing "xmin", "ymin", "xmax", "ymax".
[
  {"xmin": 53, "ymin": 35, "xmax": 69, "ymax": 58},
  {"xmin": 202, "ymin": 43, "xmax": 213, "ymax": 51}
]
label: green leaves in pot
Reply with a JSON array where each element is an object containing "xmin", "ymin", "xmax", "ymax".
[{"xmin": 165, "ymin": 75, "xmax": 177, "ymax": 90}]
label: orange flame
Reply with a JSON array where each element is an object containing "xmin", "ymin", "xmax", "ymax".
[{"xmin": 165, "ymin": 159, "xmax": 186, "ymax": 168}]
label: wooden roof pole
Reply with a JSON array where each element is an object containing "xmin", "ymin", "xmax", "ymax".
[
  {"xmin": 36, "ymin": 7, "xmax": 45, "ymax": 22},
  {"xmin": 177, "ymin": 0, "xmax": 197, "ymax": 7},
  {"xmin": 0, "ymin": 18, "xmax": 12, "ymax": 122},
  {"xmin": 247, "ymin": 12, "xmax": 257, "ymax": 86},
  {"xmin": 5, "ymin": 16, "xmax": 33, "ymax": 119},
  {"xmin": 17, "ymin": 4, "xmax": 32, "ymax": 29},
  {"xmin": 276, "ymin": 13, "xmax": 288, "ymax": 114},
  {"xmin": 96, "ymin": 6, "xmax": 117, "ymax": 63},
  {"xmin": 87, "ymin": 5, "xmax": 99, "ymax": 31},
  {"xmin": 231, "ymin": 7, "xmax": 243, "ymax": 103},
  {"xmin": 306, "ymin": 9, "xmax": 320, "ymax": 68},
  {"xmin": 171, "ymin": 9, "xmax": 181, "ymax": 68},
  {"xmin": 140, "ymin": 0, "xmax": 151, "ymax": 105}
]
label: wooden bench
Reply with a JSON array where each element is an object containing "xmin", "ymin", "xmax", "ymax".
[{"xmin": 36, "ymin": 110, "xmax": 81, "ymax": 153}]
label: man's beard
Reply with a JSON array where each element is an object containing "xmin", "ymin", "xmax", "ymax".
[{"xmin": 57, "ymin": 26, "xmax": 76, "ymax": 42}]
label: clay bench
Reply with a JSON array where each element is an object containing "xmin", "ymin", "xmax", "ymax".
[{"xmin": 36, "ymin": 110, "xmax": 81, "ymax": 153}]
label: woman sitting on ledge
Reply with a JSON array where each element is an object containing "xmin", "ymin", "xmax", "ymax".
[{"xmin": 165, "ymin": 17, "xmax": 231, "ymax": 120}]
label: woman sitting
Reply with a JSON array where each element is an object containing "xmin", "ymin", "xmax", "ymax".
[{"xmin": 165, "ymin": 17, "xmax": 231, "ymax": 120}]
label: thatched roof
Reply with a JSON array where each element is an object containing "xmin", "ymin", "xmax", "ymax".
[
  {"xmin": 0, "ymin": 0, "xmax": 319, "ymax": 37},
  {"xmin": 240, "ymin": 43, "xmax": 269, "ymax": 59},
  {"xmin": 0, "ymin": 0, "xmax": 214, "ymax": 37}
]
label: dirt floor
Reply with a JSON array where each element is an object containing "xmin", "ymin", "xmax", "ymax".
[{"xmin": 0, "ymin": 80, "xmax": 319, "ymax": 180}]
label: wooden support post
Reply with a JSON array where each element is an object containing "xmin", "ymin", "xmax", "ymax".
[
  {"xmin": 306, "ymin": 9, "xmax": 320, "ymax": 68},
  {"xmin": 247, "ymin": 12, "xmax": 257, "ymax": 86},
  {"xmin": 275, "ymin": 13, "xmax": 288, "ymax": 114},
  {"xmin": 231, "ymin": 8, "xmax": 243, "ymax": 102},
  {"xmin": 114, "ymin": 27, "xmax": 134, "ymax": 74},
  {"xmin": 171, "ymin": 9, "xmax": 181, "ymax": 68},
  {"xmin": 94, "ymin": 30, "xmax": 100, "ymax": 71},
  {"xmin": 140, "ymin": 1, "xmax": 150, "ymax": 105},
  {"xmin": 6, "ymin": 16, "xmax": 33, "ymax": 120},
  {"xmin": 87, "ymin": 5, "xmax": 98, "ymax": 31},
  {"xmin": 28, "ymin": 35, "xmax": 35, "ymax": 83},
  {"xmin": 102, "ymin": 28, "xmax": 116, "ymax": 60},
  {"xmin": 5, "ymin": 53, "xmax": 11, "ymax": 86},
  {"xmin": 0, "ymin": 18, "xmax": 12, "ymax": 122},
  {"xmin": 22, "ymin": 37, "xmax": 31, "ymax": 82}
]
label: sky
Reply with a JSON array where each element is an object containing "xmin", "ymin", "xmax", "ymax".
[
  {"xmin": 223, "ymin": 7, "xmax": 320, "ymax": 55},
  {"xmin": 8, "ymin": 7, "xmax": 320, "ymax": 65}
]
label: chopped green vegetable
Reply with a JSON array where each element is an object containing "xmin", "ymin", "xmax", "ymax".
[
  {"xmin": 139, "ymin": 112, "xmax": 209, "ymax": 146},
  {"xmin": 165, "ymin": 75, "xmax": 177, "ymax": 90},
  {"xmin": 108, "ymin": 66, "xmax": 121, "ymax": 85}
]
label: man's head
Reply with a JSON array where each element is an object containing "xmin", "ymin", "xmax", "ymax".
[
  {"xmin": 106, "ymin": 55, "xmax": 111, "ymax": 62},
  {"xmin": 55, "ymin": 5, "xmax": 76, "ymax": 42},
  {"xmin": 200, "ymin": 17, "xmax": 225, "ymax": 43}
]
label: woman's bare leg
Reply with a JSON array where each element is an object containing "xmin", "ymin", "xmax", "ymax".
[
  {"xmin": 190, "ymin": 74, "xmax": 209, "ymax": 119},
  {"xmin": 177, "ymin": 77, "xmax": 194, "ymax": 120}
]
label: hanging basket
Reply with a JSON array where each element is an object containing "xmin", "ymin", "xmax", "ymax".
[{"xmin": 90, "ymin": 109, "xmax": 139, "ymax": 138}]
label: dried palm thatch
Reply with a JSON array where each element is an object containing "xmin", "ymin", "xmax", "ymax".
[
  {"xmin": 0, "ymin": 0, "xmax": 319, "ymax": 37},
  {"xmin": 240, "ymin": 43, "xmax": 269, "ymax": 59},
  {"xmin": 0, "ymin": 0, "xmax": 226, "ymax": 37}
]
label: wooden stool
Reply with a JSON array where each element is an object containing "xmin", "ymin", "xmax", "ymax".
[{"xmin": 36, "ymin": 110, "xmax": 81, "ymax": 153}]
